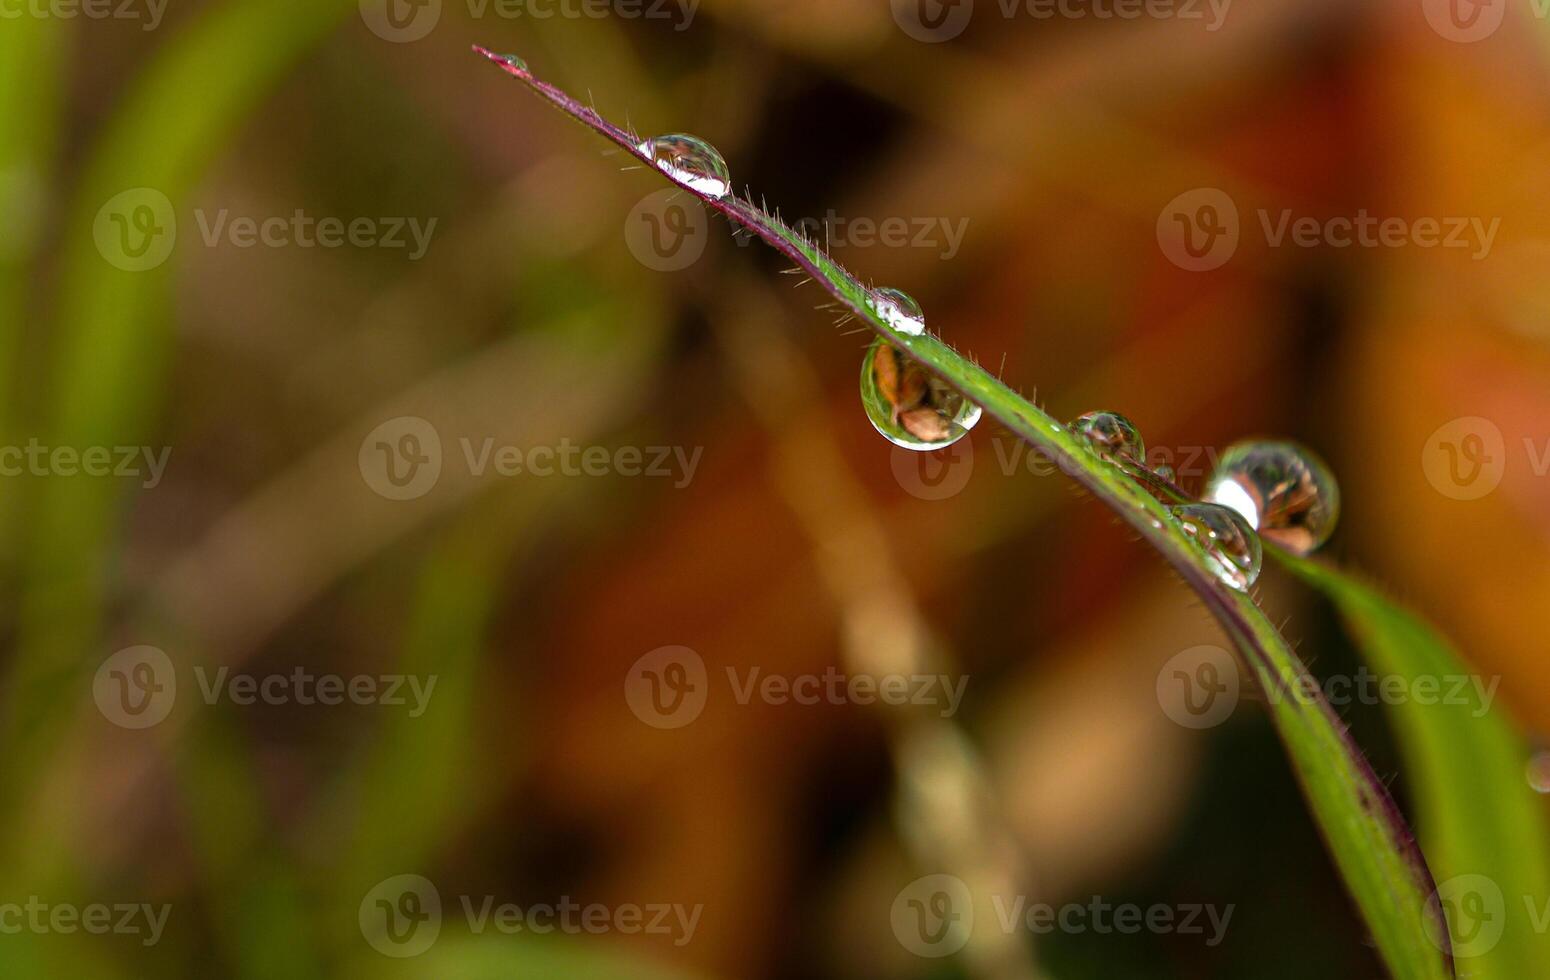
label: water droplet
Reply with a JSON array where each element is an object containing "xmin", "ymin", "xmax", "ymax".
[
  {"xmin": 492, "ymin": 52, "xmax": 527, "ymax": 72},
  {"xmin": 868, "ymin": 287, "xmax": 926, "ymax": 336},
  {"xmin": 637, "ymin": 134, "xmax": 731, "ymax": 198},
  {"xmin": 861, "ymin": 338, "xmax": 981, "ymax": 451},
  {"xmin": 1528, "ymin": 750, "xmax": 1550, "ymax": 794},
  {"xmin": 1070, "ymin": 411, "xmax": 1145, "ymax": 463},
  {"xmin": 1204, "ymin": 440, "xmax": 1340, "ymax": 556},
  {"xmin": 1154, "ymin": 463, "xmax": 1177, "ymax": 484},
  {"xmin": 1172, "ymin": 503, "xmax": 1263, "ymax": 591}
]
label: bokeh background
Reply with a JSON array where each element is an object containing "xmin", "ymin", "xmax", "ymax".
[{"xmin": 2, "ymin": 0, "xmax": 1548, "ymax": 976}]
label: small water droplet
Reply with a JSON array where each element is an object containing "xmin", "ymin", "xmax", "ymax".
[
  {"xmin": 1070, "ymin": 411, "xmax": 1145, "ymax": 463},
  {"xmin": 1172, "ymin": 503, "xmax": 1263, "ymax": 591},
  {"xmin": 861, "ymin": 338, "xmax": 981, "ymax": 451},
  {"xmin": 493, "ymin": 52, "xmax": 527, "ymax": 72},
  {"xmin": 637, "ymin": 134, "xmax": 731, "ymax": 198},
  {"xmin": 1528, "ymin": 750, "xmax": 1550, "ymax": 794},
  {"xmin": 868, "ymin": 287, "xmax": 926, "ymax": 336},
  {"xmin": 1154, "ymin": 463, "xmax": 1177, "ymax": 484},
  {"xmin": 1204, "ymin": 440, "xmax": 1340, "ymax": 556}
]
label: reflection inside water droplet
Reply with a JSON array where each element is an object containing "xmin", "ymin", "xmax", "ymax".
[
  {"xmin": 1204, "ymin": 440, "xmax": 1340, "ymax": 556},
  {"xmin": 637, "ymin": 134, "xmax": 731, "ymax": 198},
  {"xmin": 1172, "ymin": 502, "xmax": 1263, "ymax": 592},
  {"xmin": 868, "ymin": 287, "xmax": 926, "ymax": 336},
  {"xmin": 861, "ymin": 338, "xmax": 982, "ymax": 452},
  {"xmin": 1070, "ymin": 411, "xmax": 1145, "ymax": 463}
]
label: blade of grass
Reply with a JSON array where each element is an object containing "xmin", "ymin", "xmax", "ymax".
[
  {"xmin": 0, "ymin": 13, "xmax": 63, "ymax": 566},
  {"xmin": 3, "ymin": 0, "xmax": 354, "ymax": 869},
  {"xmin": 469, "ymin": 47, "xmax": 1453, "ymax": 979},
  {"xmin": 1279, "ymin": 554, "xmax": 1550, "ymax": 978}
]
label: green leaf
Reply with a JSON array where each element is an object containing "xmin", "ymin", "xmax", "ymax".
[
  {"xmin": 472, "ymin": 48, "xmax": 1454, "ymax": 979},
  {"xmin": 1280, "ymin": 554, "xmax": 1550, "ymax": 978}
]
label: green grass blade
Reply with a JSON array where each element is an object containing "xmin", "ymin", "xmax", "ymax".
[
  {"xmin": 1280, "ymin": 554, "xmax": 1550, "ymax": 977},
  {"xmin": 3, "ymin": 0, "xmax": 353, "ymax": 851},
  {"xmin": 469, "ymin": 48, "xmax": 1453, "ymax": 979}
]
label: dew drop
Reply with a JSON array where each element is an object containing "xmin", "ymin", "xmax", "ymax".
[
  {"xmin": 492, "ymin": 52, "xmax": 527, "ymax": 72},
  {"xmin": 861, "ymin": 338, "xmax": 981, "ymax": 452},
  {"xmin": 1172, "ymin": 503, "xmax": 1263, "ymax": 592},
  {"xmin": 1070, "ymin": 411, "xmax": 1145, "ymax": 463},
  {"xmin": 1204, "ymin": 440, "xmax": 1340, "ymax": 556},
  {"xmin": 1528, "ymin": 750, "xmax": 1550, "ymax": 794},
  {"xmin": 1154, "ymin": 463, "xmax": 1177, "ymax": 484},
  {"xmin": 637, "ymin": 134, "xmax": 731, "ymax": 198},
  {"xmin": 868, "ymin": 287, "xmax": 926, "ymax": 336}
]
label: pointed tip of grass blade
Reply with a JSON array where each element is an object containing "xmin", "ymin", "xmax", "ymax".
[{"xmin": 471, "ymin": 45, "xmax": 529, "ymax": 78}]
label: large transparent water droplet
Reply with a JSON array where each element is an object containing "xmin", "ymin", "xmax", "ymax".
[
  {"xmin": 1204, "ymin": 440, "xmax": 1340, "ymax": 556},
  {"xmin": 637, "ymin": 134, "xmax": 731, "ymax": 198},
  {"xmin": 1070, "ymin": 411, "xmax": 1145, "ymax": 463},
  {"xmin": 1527, "ymin": 750, "xmax": 1550, "ymax": 794},
  {"xmin": 1172, "ymin": 503, "xmax": 1263, "ymax": 591},
  {"xmin": 861, "ymin": 338, "xmax": 981, "ymax": 451},
  {"xmin": 868, "ymin": 287, "xmax": 926, "ymax": 336}
]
